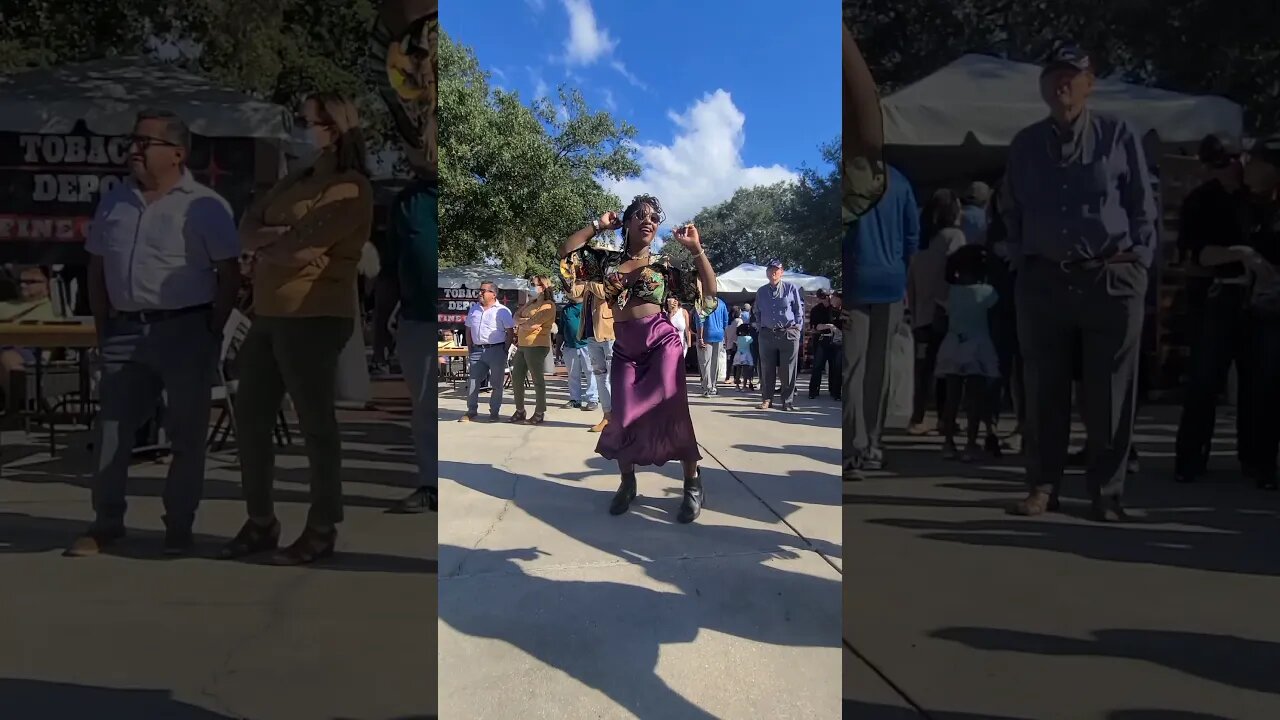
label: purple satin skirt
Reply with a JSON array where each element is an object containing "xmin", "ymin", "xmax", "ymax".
[{"xmin": 596, "ymin": 312, "xmax": 702, "ymax": 467}]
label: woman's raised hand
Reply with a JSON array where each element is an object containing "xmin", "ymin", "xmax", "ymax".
[
  {"xmin": 672, "ymin": 223, "xmax": 701, "ymax": 249},
  {"xmin": 599, "ymin": 211, "xmax": 622, "ymax": 230}
]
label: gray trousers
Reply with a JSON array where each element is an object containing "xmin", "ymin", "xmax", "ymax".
[
  {"xmin": 1017, "ymin": 258, "xmax": 1147, "ymax": 499},
  {"xmin": 846, "ymin": 302, "xmax": 903, "ymax": 467},
  {"xmin": 758, "ymin": 327, "xmax": 801, "ymax": 404},
  {"xmin": 398, "ymin": 320, "xmax": 435, "ymax": 489},
  {"xmin": 466, "ymin": 343, "xmax": 508, "ymax": 416},
  {"xmin": 697, "ymin": 341, "xmax": 724, "ymax": 392},
  {"xmin": 92, "ymin": 311, "xmax": 217, "ymax": 531}
]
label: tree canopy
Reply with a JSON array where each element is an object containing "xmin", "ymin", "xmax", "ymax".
[
  {"xmin": 688, "ymin": 138, "xmax": 842, "ymax": 281},
  {"xmin": 438, "ymin": 32, "xmax": 640, "ymax": 277},
  {"xmin": 844, "ymin": 0, "xmax": 1280, "ymax": 132},
  {"xmin": 0, "ymin": 0, "xmax": 388, "ymax": 135}
]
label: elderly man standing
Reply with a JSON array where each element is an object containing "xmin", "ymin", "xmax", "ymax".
[
  {"xmin": 66, "ymin": 109, "xmax": 241, "ymax": 557},
  {"xmin": 1001, "ymin": 43, "xmax": 1158, "ymax": 521},
  {"xmin": 461, "ymin": 281, "xmax": 514, "ymax": 422},
  {"xmin": 754, "ymin": 259, "xmax": 804, "ymax": 411}
]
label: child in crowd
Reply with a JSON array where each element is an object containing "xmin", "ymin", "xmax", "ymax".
[
  {"xmin": 733, "ymin": 312, "xmax": 757, "ymax": 391},
  {"xmin": 934, "ymin": 244, "xmax": 1001, "ymax": 461}
]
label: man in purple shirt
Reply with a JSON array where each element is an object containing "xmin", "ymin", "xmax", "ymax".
[
  {"xmin": 1001, "ymin": 42, "xmax": 1158, "ymax": 522},
  {"xmin": 753, "ymin": 259, "xmax": 805, "ymax": 411}
]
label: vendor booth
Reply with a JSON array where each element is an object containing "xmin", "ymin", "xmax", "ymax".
[{"xmin": 0, "ymin": 57, "xmax": 291, "ymax": 270}]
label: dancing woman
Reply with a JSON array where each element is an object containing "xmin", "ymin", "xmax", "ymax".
[{"xmin": 559, "ymin": 195, "xmax": 718, "ymax": 523}]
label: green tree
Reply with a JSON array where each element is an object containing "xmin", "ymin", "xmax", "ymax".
[
  {"xmin": 685, "ymin": 137, "xmax": 841, "ymax": 280},
  {"xmin": 0, "ymin": 0, "xmax": 389, "ymax": 138},
  {"xmin": 438, "ymin": 32, "xmax": 641, "ymax": 276}
]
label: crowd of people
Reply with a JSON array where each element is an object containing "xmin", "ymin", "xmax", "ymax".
[
  {"xmin": 847, "ymin": 39, "xmax": 1280, "ymax": 521},
  {"xmin": 451, "ymin": 195, "xmax": 841, "ymax": 521},
  {"xmin": 0, "ymin": 92, "xmax": 438, "ymax": 561}
]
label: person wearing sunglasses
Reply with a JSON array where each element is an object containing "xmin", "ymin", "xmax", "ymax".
[
  {"xmin": 559, "ymin": 194, "xmax": 718, "ymax": 523},
  {"xmin": 65, "ymin": 109, "xmax": 242, "ymax": 558},
  {"xmin": 221, "ymin": 92, "xmax": 374, "ymax": 565}
]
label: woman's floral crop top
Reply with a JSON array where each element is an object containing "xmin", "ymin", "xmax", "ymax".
[{"xmin": 560, "ymin": 245, "xmax": 717, "ymax": 314}]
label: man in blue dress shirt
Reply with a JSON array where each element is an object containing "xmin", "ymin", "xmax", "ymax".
[{"xmin": 1001, "ymin": 42, "xmax": 1158, "ymax": 521}]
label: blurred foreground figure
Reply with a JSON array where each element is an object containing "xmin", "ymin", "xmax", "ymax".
[{"xmin": 377, "ymin": 0, "xmax": 439, "ymax": 514}]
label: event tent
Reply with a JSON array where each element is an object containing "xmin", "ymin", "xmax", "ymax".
[
  {"xmin": 715, "ymin": 264, "xmax": 832, "ymax": 294},
  {"xmin": 0, "ymin": 57, "xmax": 291, "ymax": 139},
  {"xmin": 437, "ymin": 264, "xmax": 530, "ymax": 291},
  {"xmin": 881, "ymin": 54, "xmax": 1245, "ymax": 185}
]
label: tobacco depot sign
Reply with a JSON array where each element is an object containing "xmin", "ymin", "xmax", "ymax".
[
  {"xmin": 438, "ymin": 286, "xmax": 519, "ymax": 325},
  {"xmin": 0, "ymin": 122, "xmax": 256, "ymax": 248}
]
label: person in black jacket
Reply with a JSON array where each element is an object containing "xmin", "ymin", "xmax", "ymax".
[{"xmin": 1173, "ymin": 134, "xmax": 1255, "ymax": 484}]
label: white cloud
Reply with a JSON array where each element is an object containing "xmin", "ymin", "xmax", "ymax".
[
  {"xmin": 527, "ymin": 66, "xmax": 549, "ymax": 100},
  {"xmin": 610, "ymin": 60, "xmax": 647, "ymax": 91},
  {"xmin": 605, "ymin": 90, "xmax": 797, "ymax": 227},
  {"xmin": 561, "ymin": 0, "xmax": 616, "ymax": 65},
  {"xmin": 602, "ymin": 88, "xmax": 617, "ymax": 111}
]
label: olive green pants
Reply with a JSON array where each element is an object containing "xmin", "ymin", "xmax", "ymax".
[
  {"xmin": 511, "ymin": 346, "xmax": 550, "ymax": 415},
  {"xmin": 235, "ymin": 315, "xmax": 353, "ymax": 527}
]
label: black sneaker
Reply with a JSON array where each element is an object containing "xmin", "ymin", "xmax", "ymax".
[
  {"xmin": 163, "ymin": 527, "xmax": 194, "ymax": 556},
  {"xmin": 389, "ymin": 486, "xmax": 437, "ymax": 514},
  {"xmin": 583, "ymin": 402, "xmax": 599, "ymax": 411},
  {"xmin": 563, "ymin": 400, "xmax": 581, "ymax": 409}
]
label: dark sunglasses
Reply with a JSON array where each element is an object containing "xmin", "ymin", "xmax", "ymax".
[
  {"xmin": 633, "ymin": 212, "xmax": 663, "ymax": 225},
  {"xmin": 295, "ymin": 115, "xmax": 332, "ymax": 129},
  {"xmin": 128, "ymin": 135, "xmax": 180, "ymax": 150}
]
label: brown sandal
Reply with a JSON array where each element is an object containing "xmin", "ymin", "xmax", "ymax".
[
  {"xmin": 271, "ymin": 525, "xmax": 336, "ymax": 566},
  {"xmin": 509, "ymin": 409, "xmax": 527, "ymax": 423},
  {"xmin": 527, "ymin": 412, "xmax": 545, "ymax": 425}
]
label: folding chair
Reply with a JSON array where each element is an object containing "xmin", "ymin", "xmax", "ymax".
[{"xmin": 208, "ymin": 309, "xmax": 293, "ymax": 452}]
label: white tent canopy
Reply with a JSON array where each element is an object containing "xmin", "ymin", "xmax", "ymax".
[
  {"xmin": 883, "ymin": 54, "xmax": 1244, "ymax": 147},
  {"xmin": 0, "ymin": 57, "xmax": 291, "ymax": 139},
  {"xmin": 715, "ymin": 264, "xmax": 831, "ymax": 294},
  {"xmin": 437, "ymin": 264, "xmax": 529, "ymax": 291}
]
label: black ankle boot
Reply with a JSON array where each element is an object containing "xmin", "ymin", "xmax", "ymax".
[
  {"xmin": 676, "ymin": 468, "xmax": 704, "ymax": 524},
  {"xmin": 609, "ymin": 472, "xmax": 638, "ymax": 515}
]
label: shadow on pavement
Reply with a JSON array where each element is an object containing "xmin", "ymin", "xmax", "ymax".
[
  {"xmin": 0, "ymin": 511, "xmax": 435, "ymax": 574},
  {"xmin": 849, "ymin": 411, "xmax": 1280, "ymax": 577},
  {"xmin": 439, "ymin": 460, "xmax": 840, "ymax": 718},
  {"xmin": 932, "ymin": 627, "xmax": 1280, "ymax": 696},
  {"xmin": 0, "ymin": 678, "xmax": 235, "ymax": 719}
]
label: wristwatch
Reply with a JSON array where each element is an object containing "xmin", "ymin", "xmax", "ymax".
[{"xmin": 591, "ymin": 219, "xmax": 601, "ymax": 232}]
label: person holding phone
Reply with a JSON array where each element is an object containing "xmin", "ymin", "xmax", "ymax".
[{"xmin": 559, "ymin": 196, "xmax": 718, "ymax": 523}]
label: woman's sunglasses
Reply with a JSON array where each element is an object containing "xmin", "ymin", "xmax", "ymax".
[{"xmin": 632, "ymin": 212, "xmax": 663, "ymax": 225}]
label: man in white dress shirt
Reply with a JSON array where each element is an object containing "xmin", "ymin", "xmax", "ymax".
[
  {"xmin": 66, "ymin": 109, "xmax": 241, "ymax": 557},
  {"xmin": 462, "ymin": 281, "xmax": 514, "ymax": 422}
]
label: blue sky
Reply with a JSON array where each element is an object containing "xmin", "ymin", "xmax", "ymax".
[{"xmin": 444, "ymin": 0, "xmax": 839, "ymax": 225}]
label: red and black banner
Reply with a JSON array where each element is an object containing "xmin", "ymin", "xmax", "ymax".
[{"xmin": 0, "ymin": 121, "xmax": 256, "ymax": 263}]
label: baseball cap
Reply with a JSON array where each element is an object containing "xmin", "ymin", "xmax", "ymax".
[
  {"xmin": 1042, "ymin": 41, "xmax": 1092, "ymax": 76},
  {"xmin": 816, "ymin": 289, "xmax": 830, "ymax": 298},
  {"xmin": 766, "ymin": 259, "xmax": 784, "ymax": 270}
]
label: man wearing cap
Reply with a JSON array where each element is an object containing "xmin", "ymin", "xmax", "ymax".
[
  {"xmin": 1000, "ymin": 41, "xmax": 1158, "ymax": 521},
  {"xmin": 753, "ymin": 259, "xmax": 805, "ymax": 411},
  {"xmin": 808, "ymin": 289, "xmax": 840, "ymax": 399},
  {"xmin": 1237, "ymin": 135, "xmax": 1280, "ymax": 490},
  {"xmin": 1173, "ymin": 134, "xmax": 1255, "ymax": 484}
]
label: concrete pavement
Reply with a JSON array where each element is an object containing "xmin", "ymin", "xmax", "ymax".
[
  {"xmin": 438, "ymin": 372, "xmax": 842, "ymax": 719},
  {"xmin": 845, "ymin": 406, "xmax": 1280, "ymax": 719},
  {"xmin": 0, "ymin": 380, "xmax": 435, "ymax": 720}
]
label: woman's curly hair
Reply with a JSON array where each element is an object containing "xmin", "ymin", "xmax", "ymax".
[{"xmin": 621, "ymin": 194, "xmax": 665, "ymax": 248}]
